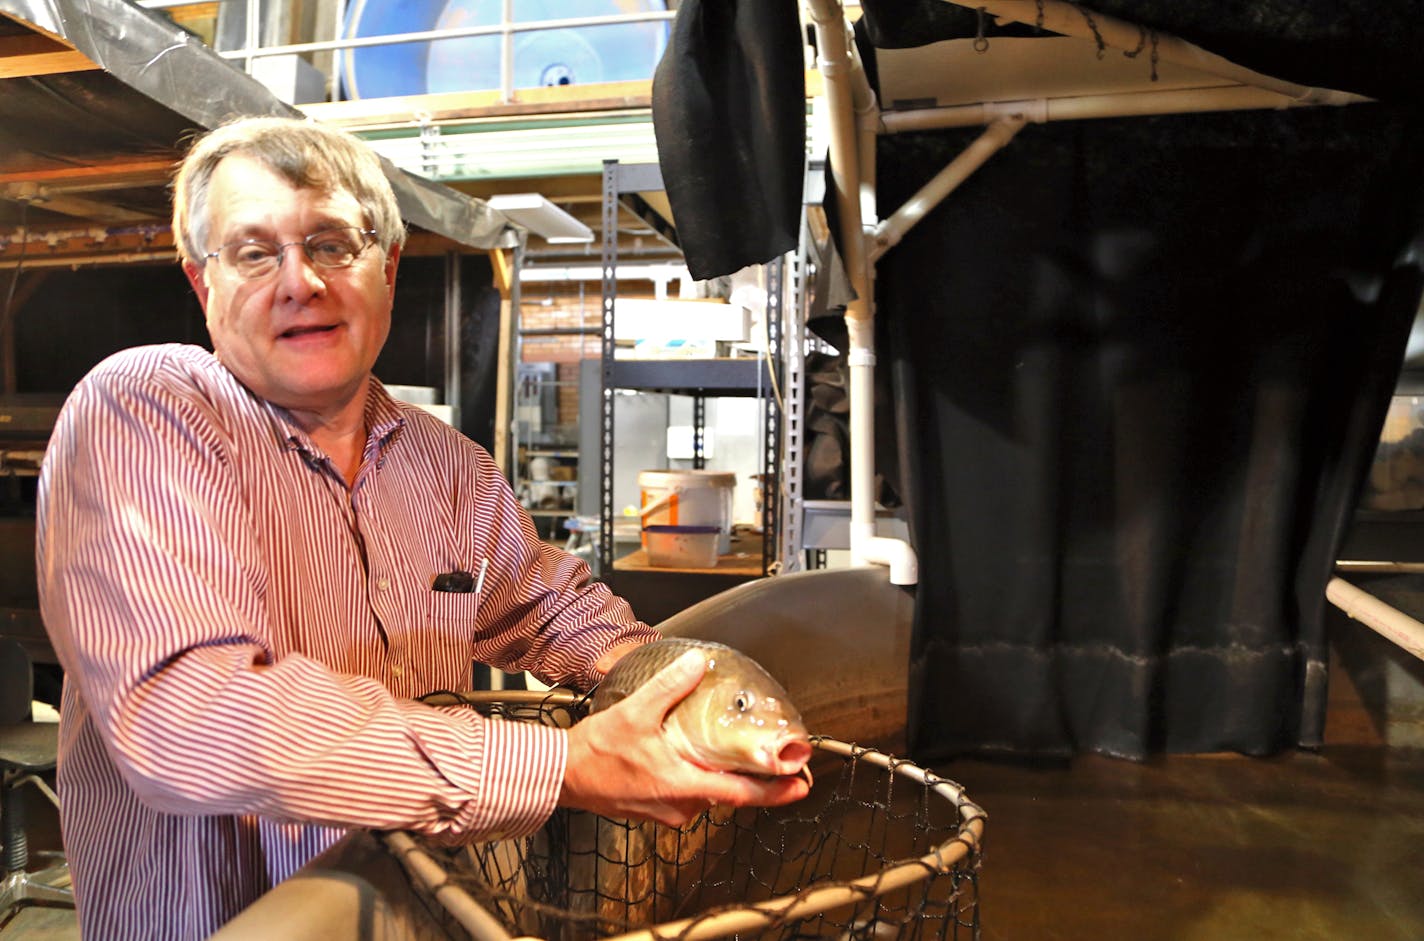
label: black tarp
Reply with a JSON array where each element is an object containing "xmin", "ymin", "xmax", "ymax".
[
  {"xmin": 884, "ymin": 105, "xmax": 1424, "ymax": 758},
  {"xmin": 650, "ymin": 0, "xmax": 805, "ymax": 280},
  {"xmin": 651, "ymin": 0, "xmax": 1424, "ymax": 758}
]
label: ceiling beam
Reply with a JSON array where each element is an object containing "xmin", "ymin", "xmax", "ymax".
[
  {"xmin": 0, "ymin": 30, "xmax": 99, "ymax": 79},
  {"xmin": 0, "ymin": 158, "xmax": 177, "ymax": 192},
  {"xmin": 0, "ymin": 184, "xmax": 157, "ymax": 223},
  {"xmin": 619, "ymin": 192, "xmax": 679, "ymax": 250}
]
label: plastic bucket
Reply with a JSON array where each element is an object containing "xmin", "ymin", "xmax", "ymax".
[
  {"xmin": 642, "ymin": 524, "xmax": 721, "ymax": 569},
  {"xmin": 638, "ymin": 469, "xmax": 735, "ymax": 554}
]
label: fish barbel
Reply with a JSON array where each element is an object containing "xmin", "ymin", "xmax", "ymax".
[{"xmin": 590, "ymin": 637, "xmax": 813, "ymax": 779}]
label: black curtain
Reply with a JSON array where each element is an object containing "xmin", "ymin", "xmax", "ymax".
[
  {"xmin": 650, "ymin": 0, "xmax": 1424, "ymax": 759},
  {"xmin": 884, "ymin": 105, "xmax": 1424, "ymax": 758}
]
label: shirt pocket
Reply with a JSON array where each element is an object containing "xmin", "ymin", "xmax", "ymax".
[{"xmin": 426, "ymin": 589, "xmax": 481, "ymax": 636}]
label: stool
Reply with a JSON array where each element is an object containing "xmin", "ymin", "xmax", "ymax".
[{"xmin": 0, "ymin": 636, "xmax": 72, "ymax": 918}]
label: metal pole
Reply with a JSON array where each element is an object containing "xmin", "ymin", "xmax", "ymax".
[
  {"xmin": 762, "ymin": 255, "xmax": 784, "ymax": 575},
  {"xmin": 599, "ymin": 160, "xmax": 619, "ymax": 576},
  {"xmin": 444, "ymin": 249, "xmax": 461, "ymax": 430},
  {"xmin": 500, "ymin": 0, "xmax": 514, "ymax": 103},
  {"xmin": 214, "ymin": 11, "xmax": 674, "ymax": 62},
  {"xmin": 243, "ymin": 0, "xmax": 260, "ymax": 72}
]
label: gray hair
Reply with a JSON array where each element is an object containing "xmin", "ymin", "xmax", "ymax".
[{"xmin": 172, "ymin": 116, "xmax": 407, "ymax": 264}]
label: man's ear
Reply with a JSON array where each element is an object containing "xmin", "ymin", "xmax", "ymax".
[
  {"xmin": 182, "ymin": 259, "xmax": 210, "ymax": 312},
  {"xmin": 383, "ymin": 243, "xmax": 401, "ymax": 300}
]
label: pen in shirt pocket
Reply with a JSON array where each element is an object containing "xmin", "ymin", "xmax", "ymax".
[{"xmin": 432, "ymin": 557, "xmax": 489, "ymax": 594}]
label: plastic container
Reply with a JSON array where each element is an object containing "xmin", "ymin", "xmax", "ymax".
[
  {"xmin": 638, "ymin": 469, "xmax": 736, "ymax": 554},
  {"xmin": 642, "ymin": 525, "xmax": 721, "ymax": 569}
]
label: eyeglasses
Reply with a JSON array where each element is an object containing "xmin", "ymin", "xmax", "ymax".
[{"xmin": 202, "ymin": 227, "xmax": 379, "ymax": 280}]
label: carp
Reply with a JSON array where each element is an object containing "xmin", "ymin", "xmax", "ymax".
[{"xmin": 591, "ymin": 637, "xmax": 813, "ymax": 779}]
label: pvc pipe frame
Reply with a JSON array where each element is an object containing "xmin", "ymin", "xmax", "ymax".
[
  {"xmin": 802, "ymin": 0, "xmax": 1369, "ymax": 588},
  {"xmin": 870, "ymin": 115, "xmax": 1026, "ymax": 263},
  {"xmin": 805, "ymin": 0, "xmax": 919, "ymax": 585},
  {"xmin": 879, "ymin": 83, "xmax": 1370, "ymax": 136},
  {"xmin": 963, "ymin": 0, "xmax": 1363, "ymax": 106},
  {"xmin": 1326, "ymin": 577, "xmax": 1424, "ymax": 662}
]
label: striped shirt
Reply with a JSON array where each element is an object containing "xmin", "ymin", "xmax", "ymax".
[{"xmin": 36, "ymin": 344, "xmax": 657, "ymax": 940}]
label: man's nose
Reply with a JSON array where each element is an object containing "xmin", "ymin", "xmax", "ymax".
[{"xmin": 275, "ymin": 243, "xmax": 324, "ymax": 292}]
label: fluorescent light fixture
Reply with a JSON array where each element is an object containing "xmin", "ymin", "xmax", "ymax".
[{"xmin": 487, "ymin": 193, "xmax": 594, "ymax": 243}]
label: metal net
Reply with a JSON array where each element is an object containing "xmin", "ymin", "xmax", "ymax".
[{"xmin": 397, "ymin": 690, "xmax": 984, "ymax": 941}]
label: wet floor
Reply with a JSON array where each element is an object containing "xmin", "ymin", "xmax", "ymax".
[{"xmin": 941, "ymin": 746, "xmax": 1424, "ymax": 941}]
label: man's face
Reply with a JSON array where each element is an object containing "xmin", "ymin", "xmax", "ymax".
[{"xmin": 182, "ymin": 154, "xmax": 399, "ymax": 419}]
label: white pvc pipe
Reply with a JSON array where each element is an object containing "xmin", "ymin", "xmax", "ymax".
[
  {"xmin": 1336, "ymin": 561, "xmax": 1424, "ymax": 575},
  {"xmin": 805, "ymin": 0, "xmax": 869, "ymax": 303},
  {"xmin": 1326, "ymin": 576, "xmax": 1424, "ymax": 662},
  {"xmin": 878, "ymin": 84, "xmax": 1370, "ymax": 135},
  {"xmin": 870, "ymin": 115, "xmax": 1026, "ymax": 263},
  {"xmin": 805, "ymin": 0, "xmax": 919, "ymax": 585},
  {"xmin": 961, "ymin": 0, "xmax": 1364, "ymax": 106}
]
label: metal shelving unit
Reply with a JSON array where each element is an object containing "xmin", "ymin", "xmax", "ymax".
[
  {"xmin": 511, "ymin": 363, "xmax": 580, "ymax": 540},
  {"xmin": 597, "ymin": 160, "xmax": 783, "ymax": 587}
]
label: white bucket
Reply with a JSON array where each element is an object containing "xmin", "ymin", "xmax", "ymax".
[{"xmin": 638, "ymin": 469, "xmax": 735, "ymax": 555}]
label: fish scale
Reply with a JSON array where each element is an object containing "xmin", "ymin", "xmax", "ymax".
[{"xmin": 591, "ymin": 637, "xmax": 738, "ymax": 709}]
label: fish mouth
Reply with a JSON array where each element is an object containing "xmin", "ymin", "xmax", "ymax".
[{"xmin": 763, "ymin": 737, "xmax": 814, "ymax": 778}]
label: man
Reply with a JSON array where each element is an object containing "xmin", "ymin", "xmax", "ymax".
[{"xmin": 36, "ymin": 115, "xmax": 808, "ymax": 939}]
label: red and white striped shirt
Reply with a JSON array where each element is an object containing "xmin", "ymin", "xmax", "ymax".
[{"xmin": 36, "ymin": 344, "xmax": 656, "ymax": 940}]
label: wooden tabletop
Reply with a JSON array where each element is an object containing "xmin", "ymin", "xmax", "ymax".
[{"xmin": 614, "ymin": 529, "xmax": 766, "ymax": 576}]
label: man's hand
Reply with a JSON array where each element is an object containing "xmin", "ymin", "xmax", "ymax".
[{"xmin": 560, "ymin": 650, "xmax": 811, "ymax": 827}]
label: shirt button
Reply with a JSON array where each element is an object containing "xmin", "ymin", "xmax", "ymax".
[
  {"xmin": 391, "ymin": 664, "xmax": 404, "ymax": 678},
  {"xmin": 376, "ymin": 577, "xmax": 390, "ymax": 591}
]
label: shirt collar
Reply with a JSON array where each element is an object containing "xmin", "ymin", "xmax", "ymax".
[
  {"xmin": 363, "ymin": 379, "xmax": 407, "ymax": 449},
  {"xmin": 258, "ymin": 379, "xmax": 407, "ymax": 462}
]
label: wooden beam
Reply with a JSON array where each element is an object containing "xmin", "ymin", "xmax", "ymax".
[
  {"xmin": 0, "ymin": 158, "xmax": 177, "ymax": 191},
  {"xmin": 493, "ymin": 295, "xmax": 513, "ymax": 476},
  {"xmin": 0, "ymin": 186, "xmax": 157, "ymax": 223},
  {"xmin": 0, "ymin": 32, "xmax": 99, "ymax": 80},
  {"xmin": 488, "ymin": 247, "xmax": 514, "ymax": 297},
  {"xmin": 490, "ymin": 247, "xmax": 516, "ymax": 476}
]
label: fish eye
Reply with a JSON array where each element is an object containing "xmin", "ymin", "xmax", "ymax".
[{"xmin": 734, "ymin": 690, "xmax": 755, "ymax": 712}]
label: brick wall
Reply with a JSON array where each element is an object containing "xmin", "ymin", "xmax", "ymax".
[{"xmin": 518, "ymin": 282, "xmax": 656, "ymax": 424}]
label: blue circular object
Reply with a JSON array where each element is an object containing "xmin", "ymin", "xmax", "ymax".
[{"xmin": 340, "ymin": 0, "xmax": 669, "ymax": 100}]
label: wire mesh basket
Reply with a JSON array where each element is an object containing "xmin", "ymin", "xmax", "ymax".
[{"xmin": 396, "ymin": 689, "xmax": 985, "ymax": 941}]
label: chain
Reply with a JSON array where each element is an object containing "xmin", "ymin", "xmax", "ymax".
[
  {"xmin": 1121, "ymin": 26, "xmax": 1161, "ymax": 81},
  {"xmin": 1077, "ymin": 5, "xmax": 1107, "ymax": 58}
]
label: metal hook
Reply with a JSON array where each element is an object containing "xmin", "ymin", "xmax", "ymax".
[{"xmin": 974, "ymin": 7, "xmax": 990, "ymax": 53}]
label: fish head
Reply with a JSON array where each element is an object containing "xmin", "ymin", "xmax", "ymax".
[{"xmin": 666, "ymin": 650, "xmax": 813, "ymax": 778}]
